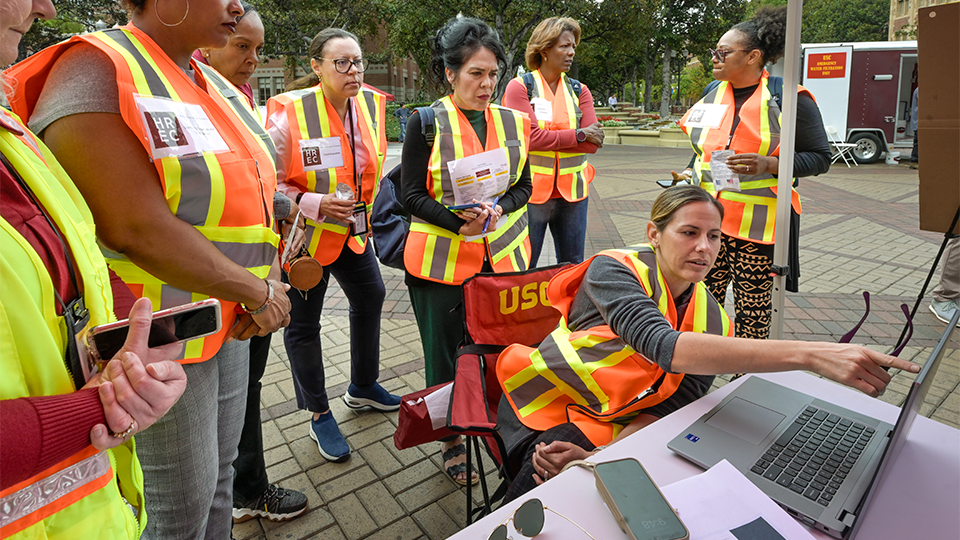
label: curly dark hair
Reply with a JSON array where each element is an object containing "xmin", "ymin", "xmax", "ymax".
[
  {"xmin": 121, "ymin": 0, "xmax": 255, "ymax": 17},
  {"xmin": 731, "ymin": 5, "xmax": 788, "ymax": 65},
  {"xmin": 429, "ymin": 16, "xmax": 506, "ymax": 90}
]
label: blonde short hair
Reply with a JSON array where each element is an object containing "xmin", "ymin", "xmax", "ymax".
[{"xmin": 525, "ymin": 17, "xmax": 581, "ymax": 71}]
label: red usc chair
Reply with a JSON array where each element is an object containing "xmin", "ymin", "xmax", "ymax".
[{"xmin": 446, "ymin": 264, "xmax": 570, "ymax": 523}]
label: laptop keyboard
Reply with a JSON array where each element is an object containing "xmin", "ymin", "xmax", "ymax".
[{"xmin": 750, "ymin": 405, "xmax": 875, "ymax": 507}]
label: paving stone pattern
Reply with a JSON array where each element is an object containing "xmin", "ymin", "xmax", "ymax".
[{"xmin": 233, "ymin": 144, "xmax": 958, "ymax": 540}]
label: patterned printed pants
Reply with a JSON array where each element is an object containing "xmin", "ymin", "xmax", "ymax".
[{"xmin": 706, "ymin": 234, "xmax": 776, "ymax": 339}]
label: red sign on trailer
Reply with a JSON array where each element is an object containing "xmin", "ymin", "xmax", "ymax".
[{"xmin": 807, "ymin": 52, "xmax": 847, "ymax": 79}]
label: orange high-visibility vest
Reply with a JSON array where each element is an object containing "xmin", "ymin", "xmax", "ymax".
[
  {"xmin": 1, "ymin": 107, "xmax": 145, "ymax": 539},
  {"xmin": 404, "ymin": 96, "xmax": 532, "ymax": 285},
  {"xmin": 8, "ymin": 26, "xmax": 280, "ymax": 363},
  {"xmin": 680, "ymin": 71, "xmax": 812, "ymax": 244},
  {"xmin": 515, "ymin": 71, "xmax": 595, "ymax": 203},
  {"xmin": 498, "ymin": 246, "xmax": 733, "ymax": 446},
  {"xmin": 266, "ymin": 86, "xmax": 386, "ymax": 265}
]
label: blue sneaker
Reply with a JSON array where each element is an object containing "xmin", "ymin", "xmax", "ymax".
[
  {"xmin": 309, "ymin": 412, "xmax": 350, "ymax": 463},
  {"xmin": 342, "ymin": 382, "xmax": 401, "ymax": 412}
]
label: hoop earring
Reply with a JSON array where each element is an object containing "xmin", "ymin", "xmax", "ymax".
[{"xmin": 157, "ymin": 0, "xmax": 189, "ymax": 27}]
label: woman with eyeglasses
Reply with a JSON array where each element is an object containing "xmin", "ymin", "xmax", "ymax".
[
  {"xmin": 8, "ymin": 0, "xmax": 293, "ymax": 537},
  {"xmin": 672, "ymin": 6, "xmax": 831, "ymax": 340},
  {"xmin": 502, "ymin": 17, "xmax": 603, "ymax": 268},
  {"xmin": 265, "ymin": 28, "xmax": 399, "ymax": 466},
  {"xmin": 401, "ymin": 16, "xmax": 533, "ymax": 485},
  {"xmin": 496, "ymin": 185, "xmax": 918, "ymax": 502}
]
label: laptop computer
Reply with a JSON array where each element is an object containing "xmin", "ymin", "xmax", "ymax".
[{"xmin": 667, "ymin": 308, "xmax": 958, "ymax": 539}]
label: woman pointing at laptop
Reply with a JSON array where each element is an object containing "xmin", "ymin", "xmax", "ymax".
[{"xmin": 495, "ymin": 185, "xmax": 919, "ymax": 501}]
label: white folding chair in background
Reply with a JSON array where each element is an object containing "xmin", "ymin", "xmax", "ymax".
[{"xmin": 825, "ymin": 125, "xmax": 858, "ymax": 168}]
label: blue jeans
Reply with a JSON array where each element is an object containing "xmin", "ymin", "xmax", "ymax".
[
  {"xmin": 398, "ymin": 120, "xmax": 407, "ymax": 142},
  {"xmin": 283, "ymin": 241, "xmax": 385, "ymax": 412},
  {"xmin": 137, "ymin": 339, "xmax": 249, "ymax": 540},
  {"xmin": 527, "ymin": 197, "xmax": 589, "ymax": 267}
]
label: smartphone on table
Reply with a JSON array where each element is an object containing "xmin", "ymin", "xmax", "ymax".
[
  {"xmin": 85, "ymin": 298, "xmax": 222, "ymax": 366},
  {"xmin": 594, "ymin": 458, "xmax": 689, "ymax": 540}
]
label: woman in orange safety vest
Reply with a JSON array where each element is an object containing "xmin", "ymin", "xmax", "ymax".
[
  {"xmin": 401, "ymin": 16, "xmax": 533, "ymax": 486},
  {"xmin": 502, "ymin": 17, "xmax": 603, "ymax": 268},
  {"xmin": 265, "ymin": 27, "xmax": 400, "ymax": 466},
  {"xmin": 7, "ymin": 1, "xmax": 293, "ymax": 537},
  {"xmin": 673, "ymin": 6, "xmax": 831, "ymax": 340},
  {"xmin": 496, "ymin": 185, "xmax": 918, "ymax": 502}
]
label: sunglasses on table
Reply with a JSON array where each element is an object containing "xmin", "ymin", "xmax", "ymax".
[{"xmin": 489, "ymin": 498, "xmax": 596, "ymax": 540}]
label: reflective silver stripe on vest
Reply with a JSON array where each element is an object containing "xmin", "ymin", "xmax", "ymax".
[
  {"xmin": 529, "ymin": 154, "xmax": 555, "ymax": 169},
  {"xmin": 536, "ymin": 334, "xmax": 605, "ymax": 409},
  {"xmin": 297, "ymin": 90, "xmax": 334, "ymax": 196},
  {"xmin": 491, "ymin": 106, "xmax": 522, "ymax": 172},
  {"xmin": 486, "ymin": 210, "xmax": 528, "ymax": 267},
  {"xmin": 102, "ymin": 29, "xmax": 171, "ymax": 98},
  {"xmin": 197, "ymin": 63, "xmax": 277, "ymax": 162},
  {"xmin": 509, "ymin": 371, "xmax": 560, "ymax": 412},
  {"xmin": 0, "ymin": 451, "xmax": 111, "ymax": 528},
  {"xmin": 423, "ymin": 235, "xmax": 451, "ymax": 281},
  {"xmin": 633, "ymin": 247, "xmax": 664, "ymax": 305}
]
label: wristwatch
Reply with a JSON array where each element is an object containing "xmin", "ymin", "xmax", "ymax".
[{"xmin": 576, "ymin": 128, "xmax": 587, "ymax": 143}]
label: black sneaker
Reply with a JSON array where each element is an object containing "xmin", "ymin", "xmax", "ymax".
[{"xmin": 232, "ymin": 484, "xmax": 308, "ymax": 523}]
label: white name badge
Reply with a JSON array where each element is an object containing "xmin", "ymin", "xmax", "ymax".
[
  {"xmin": 531, "ymin": 98, "xmax": 553, "ymax": 120},
  {"xmin": 683, "ymin": 103, "xmax": 729, "ymax": 129},
  {"xmin": 298, "ymin": 137, "xmax": 344, "ymax": 172},
  {"xmin": 135, "ymin": 95, "xmax": 229, "ymax": 161}
]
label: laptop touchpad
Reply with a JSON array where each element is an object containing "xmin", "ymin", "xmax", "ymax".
[{"xmin": 706, "ymin": 397, "xmax": 786, "ymax": 445}]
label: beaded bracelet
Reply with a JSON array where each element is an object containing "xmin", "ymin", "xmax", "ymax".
[{"xmin": 242, "ymin": 280, "xmax": 274, "ymax": 315}]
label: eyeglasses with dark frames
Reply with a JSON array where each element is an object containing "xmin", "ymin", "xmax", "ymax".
[
  {"xmin": 488, "ymin": 498, "xmax": 596, "ymax": 540},
  {"xmin": 317, "ymin": 57, "xmax": 370, "ymax": 73},
  {"xmin": 708, "ymin": 48, "xmax": 754, "ymax": 63}
]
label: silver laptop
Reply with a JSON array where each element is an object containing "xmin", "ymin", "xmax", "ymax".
[{"xmin": 668, "ymin": 309, "xmax": 958, "ymax": 539}]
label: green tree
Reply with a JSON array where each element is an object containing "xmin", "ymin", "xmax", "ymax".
[
  {"xmin": 744, "ymin": 0, "xmax": 890, "ymax": 43},
  {"xmin": 17, "ymin": 0, "xmax": 129, "ymax": 62}
]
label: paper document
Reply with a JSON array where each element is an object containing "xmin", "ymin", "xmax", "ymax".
[
  {"xmin": 660, "ymin": 460, "xmax": 817, "ymax": 540},
  {"xmin": 710, "ymin": 150, "xmax": 741, "ymax": 192},
  {"xmin": 422, "ymin": 382, "xmax": 453, "ymax": 430},
  {"xmin": 447, "ymin": 147, "xmax": 511, "ymax": 207}
]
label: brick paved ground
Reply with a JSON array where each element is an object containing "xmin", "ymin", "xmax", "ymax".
[{"xmin": 233, "ymin": 144, "xmax": 958, "ymax": 540}]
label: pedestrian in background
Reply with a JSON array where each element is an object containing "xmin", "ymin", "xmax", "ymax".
[
  {"xmin": 394, "ymin": 102, "xmax": 411, "ymax": 142},
  {"xmin": 910, "ymin": 86, "xmax": 919, "ymax": 169},
  {"xmin": 503, "ymin": 17, "xmax": 603, "ymax": 267}
]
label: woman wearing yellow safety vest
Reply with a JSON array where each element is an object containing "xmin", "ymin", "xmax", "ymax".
[
  {"xmin": 1, "ymin": 1, "xmax": 186, "ymax": 538},
  {"xmin": 8, "ymin": 0, "xmax": 294, "ymax": 537},
  {"xmin": 265, "ymin": 28, "xmax": 400, "ymax": 466},
  {"xmin": 503, "ymin": 17, "xmax": 603, "ymax": 267},
  {"xmin": 672, "ymin": 6, "xmax": 831, "ymax": 340},
  {"xmin": 196, "ymin": 1, "xmax": 309, "ymax": 522},
  {"xmin": 496, "ymin": 186, "xmax": 919, "ymax": 502},
  {"xmin": 401, "ymin": 16, "xmax": 533, "ymax": 486}
]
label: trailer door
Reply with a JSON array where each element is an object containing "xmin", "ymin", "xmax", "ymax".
[{"xmin": 802, "ymin": 46, "xmax": 853, "ymax": 136}]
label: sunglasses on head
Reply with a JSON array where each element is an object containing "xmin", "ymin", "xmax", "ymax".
[{"xmin": 488, "ymin": 498, "xmax": 596, "ymax": 540}]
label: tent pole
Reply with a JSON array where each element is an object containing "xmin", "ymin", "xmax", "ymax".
[{"xmin": 771, "ymin": 0, "xmax": 804, "ymax": 340}]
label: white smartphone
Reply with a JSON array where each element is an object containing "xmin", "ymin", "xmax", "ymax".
[
  {"xmin": 85, "ymin": 298, "xmax": 222, "ymax": 364},
  {"xmin": 594, "ymin": 458, "xmax": 689, "ymax": 540}
]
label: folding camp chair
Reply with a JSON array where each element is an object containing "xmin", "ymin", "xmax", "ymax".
[
  {"xmin": 826, "ymin": 125, "xmax": 858, "ymax": 168},
  {"xmin": 446, "ymin": 264, "xmax": 570, "ymax": 524}
]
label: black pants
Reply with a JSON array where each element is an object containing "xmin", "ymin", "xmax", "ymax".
[
  {"xmin": 502, "ymin": 423, "xmax": 595, "ymax": 503},
  {"xmin": 911, "ymin": 130, "xmax": 919, "ymax": 163},
  {"xmin": 232, "ymin": 334, "xmax": 271, "ymax": 506}
]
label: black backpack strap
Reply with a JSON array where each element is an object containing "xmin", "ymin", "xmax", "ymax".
[
  {"xmin": 768, "ymin": 76, "xmax": 784, "ymax": 108},
  {"xmin": 567, "ymin": 77, "xmax": 582, "ymax": 98},
  {"xmin": 522, "ymin": 72, "xmax": 536, "ymax": 101},
  {"xmin": 416, "ymin": 106, "xmax": 436, "ymax": 146},
  {"xmin": 703, "ymin": 79, "xmax": 721, "ymax": 98}
]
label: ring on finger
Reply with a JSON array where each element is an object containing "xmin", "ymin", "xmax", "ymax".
[
  {"xmin": 543, "ymin": 470, "xmax": 549, "ymax": 481},
  {"xmin": 110, "ymin": 419, "xmax": 137, "ymax": 439}
]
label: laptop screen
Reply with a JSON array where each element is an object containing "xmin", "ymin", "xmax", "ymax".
[{"xmin": 845, "ymin": 308, "xmax": 959, "ymax": 539}]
